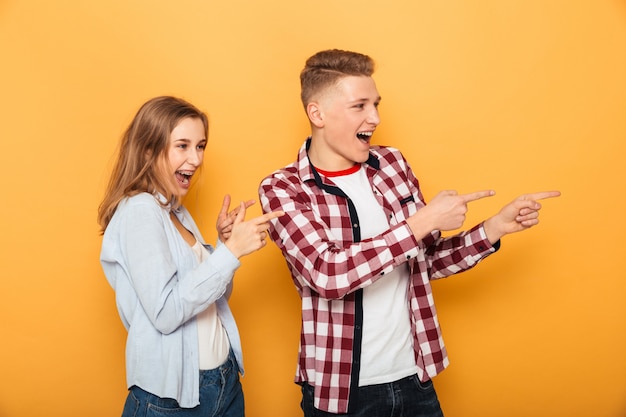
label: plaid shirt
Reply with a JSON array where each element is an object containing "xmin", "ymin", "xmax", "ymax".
[{"xmin": 259, "ymin": 139, "xmax": 498, "ymax": 414}]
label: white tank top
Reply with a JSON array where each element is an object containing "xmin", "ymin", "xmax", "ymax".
[{"xmin": 191, "ymin": 240, "xmax": 230, "ymax": 370}]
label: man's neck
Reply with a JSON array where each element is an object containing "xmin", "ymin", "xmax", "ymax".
[{"xmin": 307, "ymin": 133, "xmax": 353, "ymax": 171}]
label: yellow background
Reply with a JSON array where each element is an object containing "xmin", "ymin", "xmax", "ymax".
[{"xmin": 1, "ymin": 1, "xmax": 625, "ymax": 416}]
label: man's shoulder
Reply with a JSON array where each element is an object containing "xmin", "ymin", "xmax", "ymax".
[
  {"xmin": 260, "ymin": 161, "xmax": 300, "ymax": 186},
  {"xmin": 370, "ymin": 144, "xmax": 403, "ymax": 160},
  {"xmin": 369, "ymin": 145, "xmax": 408, "ymax": 170}
]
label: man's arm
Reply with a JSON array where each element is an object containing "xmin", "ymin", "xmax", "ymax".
[
  {"xmin": 259, "ymin": 173, "xmax": 420, "ymax": 299},
  {"xmin": 412, "ymin": 190, "xmax": 560, "ymax": 280}
]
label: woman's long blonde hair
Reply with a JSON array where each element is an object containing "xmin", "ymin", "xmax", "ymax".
[{"xmin": 97, "ymin": 96, "xmax": 208, "ymax": 233}]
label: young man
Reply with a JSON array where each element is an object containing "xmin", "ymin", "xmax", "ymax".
[{"xmin": 258, "ymin": 49, "xmax": 559, "ymax": 416}]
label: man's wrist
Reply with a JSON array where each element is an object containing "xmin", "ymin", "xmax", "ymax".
[
  {"xmin": 406, "ymin": 210, "xmax": 436, "ymax": 242},
  {"xmin": 484, "ymin": 216, "xmax": 505, "ymax": 244}
]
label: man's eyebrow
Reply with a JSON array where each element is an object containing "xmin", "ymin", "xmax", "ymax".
[{"xmin": 352, "ymin": 96, "xmax": 382, "ymax": 103}]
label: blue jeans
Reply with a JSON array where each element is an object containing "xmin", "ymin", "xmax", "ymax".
[
  {"xmin": 121, "ymin": 350, "xmax": 244, "ymax": 417},
  {"xmin": 301, "ymin": 374, "xmax": 444, "ymax": 417}
]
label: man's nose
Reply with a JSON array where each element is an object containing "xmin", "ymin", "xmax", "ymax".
[{"xmin": 368, "ymin": 108, "xmax": 381, "ymax": 125}]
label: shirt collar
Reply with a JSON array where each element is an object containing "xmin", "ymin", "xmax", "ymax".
[
  {"xmin": 296, "ymin": 137, "xmax": 380, "ymax": 184},
  {"xmin": 153, "ymin": 192, "xmax": 182, "ymax": 214}
]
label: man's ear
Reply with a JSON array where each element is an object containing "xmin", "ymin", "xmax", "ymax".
[{"xmin": 306, "ymin": 102, "xmax": 324, "ymax": 128}]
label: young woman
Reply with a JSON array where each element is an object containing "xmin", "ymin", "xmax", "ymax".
[{"xmin": 98, "ymin": 96, "xmax": 282, "ymax": 416}]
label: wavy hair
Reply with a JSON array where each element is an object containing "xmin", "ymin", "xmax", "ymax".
[{"xmin": 97, "ymin": 96, "xmax": 208, "ymax": 233}]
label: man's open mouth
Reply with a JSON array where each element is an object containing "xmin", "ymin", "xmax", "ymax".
[{"xmin": 356, "ymin": 131, "xmax": 373, "ymax": 142}]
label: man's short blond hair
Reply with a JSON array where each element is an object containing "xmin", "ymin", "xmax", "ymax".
[{"xmin": 300, "ymin": 49, "xmax": 375, "ymax": 108}]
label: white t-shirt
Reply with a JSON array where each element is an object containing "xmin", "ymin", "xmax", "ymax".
[
  {"xmin": 191, "ymin": 240, "xmax": 230, "ymax": 370},
  {"xmin": 324, "ymin": 166, "xmax": 418, "ymax": 386}
]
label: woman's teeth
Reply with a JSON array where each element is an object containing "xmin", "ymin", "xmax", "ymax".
[
  {"xmin": 176, "ymin": 171, "xmax": 192, "ymax": 184},
  {"xmin": 357, "ymin": 132, "xmax": 373, "ymax": 141}
]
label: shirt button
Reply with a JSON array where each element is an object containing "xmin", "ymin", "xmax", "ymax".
[{"xmin": 353, "ymin": 224, "xmax": 358, "ymax": 228}]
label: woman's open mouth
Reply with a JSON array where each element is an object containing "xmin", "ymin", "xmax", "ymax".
[{"xmin": 175, "ymin": 170, "xmax": 193, "ymax": 186}]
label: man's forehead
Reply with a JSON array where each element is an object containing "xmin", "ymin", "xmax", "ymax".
[{"xmin": 331, "ymin": 75, "xmax": 380, "ymax": 101}]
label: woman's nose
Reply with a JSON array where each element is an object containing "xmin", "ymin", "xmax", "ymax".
[{"xmin": 188, "ymin": 149, "xmax": 202, "ymax": 166}]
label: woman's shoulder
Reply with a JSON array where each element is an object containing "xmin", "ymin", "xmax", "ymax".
[
  {"xmin": 113, "ymin": 193, "xmax": 167, "ymax": 221},
  {"xmin": 105, "ymin": 193, "xmax": 170, "ymax": 239},
  {"xmin": 120, "ymin": 192, "xmax": 161, "ymax": 208}
]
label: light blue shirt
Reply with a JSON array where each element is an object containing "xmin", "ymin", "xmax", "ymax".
[{"xmin": 100, "ymin": 193, "xmax": 243, "ymax": 408}]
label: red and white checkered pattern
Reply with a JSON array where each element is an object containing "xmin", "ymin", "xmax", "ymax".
[{"xmin": 259, "ymin": 139, "xmax": 497, "ymax": 413}]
